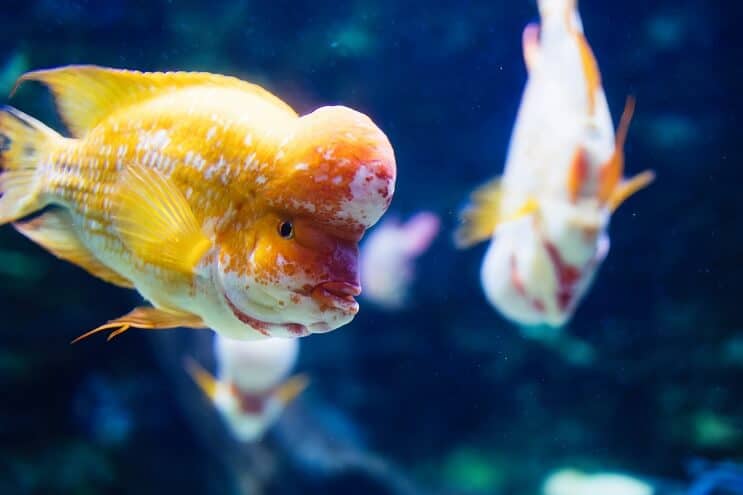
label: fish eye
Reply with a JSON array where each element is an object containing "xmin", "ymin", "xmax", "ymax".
[{"xmin": 278, "ymin": 220, "xmax": 294, "ymax": 239}]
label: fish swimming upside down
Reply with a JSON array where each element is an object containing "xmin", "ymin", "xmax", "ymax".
[
  {"xmin": 455, "ymin": 0, "xmax": 654, "ymax": 327},
  {"xmin": 0, "ymin": 66, "xmax": 396, "ymax": 341}
]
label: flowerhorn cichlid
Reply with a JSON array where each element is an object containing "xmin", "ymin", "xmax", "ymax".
[
  {"xmin": 455, "ymin": 0, "xmax": 654, "ymax": 328},
  {"xmin": 0, "ymin": 66, "xmax": 396, "ymax": 341},
  {"xmin": 186, "ymin": 337, "xmax": 306, "ymax": 442}
]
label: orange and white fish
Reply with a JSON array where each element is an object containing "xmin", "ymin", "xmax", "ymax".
[
  {"xmin": 0, "ymin": 66, "xmax": 395, "ymax": 341},
  {"xmin": 360, "ymin": 211, "xmax": 440, "ymax": 310},
  {"xmin": 455, "ymin": 0, "xmax": 654, "ymax": 327},
  {"xmin": 186, "ymin": 337, "xmax": 306, "ymax": 442}
]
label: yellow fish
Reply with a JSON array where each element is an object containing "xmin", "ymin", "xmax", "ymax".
[{"xmin": 0, "ymin": 66, "xmax": 396, "ymax": 341}]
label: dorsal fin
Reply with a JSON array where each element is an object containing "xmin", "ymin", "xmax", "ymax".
[{"xmin": 12, "ymin": 65, "xmax": 297, "ymax": 137}]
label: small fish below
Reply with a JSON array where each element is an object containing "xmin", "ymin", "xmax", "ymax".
[
  {"xmin": 0, "ymin": 65, "xmax": 396, "ymax": 342},
  {"xmin": 359, "ymin": 211, "xmax": 440, "ymax": 310},
  {"xmin": 455, "ymin": 0, "xmax": 654, "ymax": 329},
  {"xmin": 186, "ymin": 336, "xmax": 307, "ymax": 442}
]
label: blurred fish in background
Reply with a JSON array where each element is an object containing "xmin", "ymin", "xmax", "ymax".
[
  {"xmin": 360, "ymin": 211, "xmax": 440, "ymax": 310},
  {"xmin": 186, "ymin": 336, "xmax": 308, "ymax": 442},
  {"xmin": 455, "ymin": 0, "xmax": 653, "ymax": 331}
]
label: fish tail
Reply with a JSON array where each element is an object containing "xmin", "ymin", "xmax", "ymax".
[{"xmin": 0, "ymin": 106, "xmax": 60, "ymax": 224}]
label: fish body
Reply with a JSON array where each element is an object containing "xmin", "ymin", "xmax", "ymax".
[
  {"xmin": 187, "ymin": 336, "xmax": 306, "ymax": 442},
  {"xmin": 456, "ymin": 0, "xmax": 653, "ymax": 327},
  {"xmin": 360, "ymin": 211, "xmax": 440, "ymax": 310},
  {"xmin": 0, "ymin": 66, "xmax": 396, "ymax": 340}
]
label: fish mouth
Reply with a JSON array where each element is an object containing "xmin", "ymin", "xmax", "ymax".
[
  {"xmin": 223, "ymin": 293, "xmax": 310, "ymax": 338},
  {"xmin": 311, "ymin": 281, "xmax": 361, "ymax": 315}
]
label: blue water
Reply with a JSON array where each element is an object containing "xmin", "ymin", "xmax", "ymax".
[{"xmin": 0, "ymin": 1, "xmax": 737, "ymax": 494}]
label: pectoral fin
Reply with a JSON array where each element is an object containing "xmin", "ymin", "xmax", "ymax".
[
  {"xmin": 71, "ymin": 306, "xmax": 205, "ymax": 343},
  {"xmin": 113, "ymin": 163, "xmax": 211, "ymax": 275},
  {"xmin": 14, "ymin": 210, "xmax": 134, "ymax": 288},
  {"xmin": 272, "ymin": 373, "xmax": 310, "ymax": 407},
  {"xmin": 184, "ymin": 357, "xmax": 219, "ymax": 401},
  {"xmin": 455, "ymin": 178, "xmax": 538, "ymax": 248}
]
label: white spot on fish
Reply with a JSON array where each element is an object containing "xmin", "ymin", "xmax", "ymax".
[
  {"xmin": 332, "ymin": 175, "xmax": 342, "ymax": 184},
  {"xmin": 256, "ymin": 175, "xmax": 267, "ymax": 185},
  {"xmin": 206, "ymin": 126, "xmax": 217, "ymax": 141},
  {"xmin": 244, "ymin": 133, "xmax": 253, "ymax": 146},
  {"xmin": 244, "ymin": 152, "xmax": 257, "ymax": 169},
  {"xmin": 151, "ymin": 129, "xmax": 170, "ymax": 150}
]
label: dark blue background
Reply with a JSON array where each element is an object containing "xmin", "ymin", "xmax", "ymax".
[{"xmin": 0, "ymin": 1, "xmax": 736, "ymax": 494}]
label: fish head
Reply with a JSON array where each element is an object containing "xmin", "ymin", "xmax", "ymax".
[
  {"xmin": 215, "ymin": 212, "xmax": 363, "ymax": 338},
  {"xmin": 481, "ymin": 200, "xmax": 609, "ymax": 328},
  {"xmin": 215, "ymin": 106, "xmax": 395, "ymax": 338},
  {"xmin": 214, "ymin": 105, "xmax": 396, "ymax": 338}
]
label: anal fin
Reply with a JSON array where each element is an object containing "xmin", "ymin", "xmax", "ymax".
[
  {"xmin": 14, "ymin": 210, "xmax": 134, "ymax": 288},
  {"xmin": 71, "ymin": 306, "xmax": 205, "ymax": 343}
]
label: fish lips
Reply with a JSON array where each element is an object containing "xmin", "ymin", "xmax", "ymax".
[{"xmin": 310, "ymin": 281, "xmax": 361, "ymax": 316}]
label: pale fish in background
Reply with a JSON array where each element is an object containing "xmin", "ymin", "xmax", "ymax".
[
  {"xmin": 0, "ymin": 66, "xmax": 395, "ymax": 342},
  {"xmin": 455, "ymin": 0, "xmax": 654, "ymax": 328},
  {"xmin": 360, "ymin": 212, "xmax": 440, "ymax": 310},
  {"xmin": 544, "ymin": 469, "xmax": 654, "ymax": 495},
  {"xmin": 186, "ymin": 336, "xmax": 307, "ymax": 442}
]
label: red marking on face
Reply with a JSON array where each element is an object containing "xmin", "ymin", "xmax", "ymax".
[
  {"xmin": 223, "ymin": 292, "xmax": 309, "ymax": 337},
  {"xmin": 543, "ymin": 242, "xmax": 582, "ymax": 312}
]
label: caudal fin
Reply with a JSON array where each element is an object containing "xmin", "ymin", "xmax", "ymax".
[{"xmin": 0, "ymin": 106, "xmax": 58, "ymax": 225}]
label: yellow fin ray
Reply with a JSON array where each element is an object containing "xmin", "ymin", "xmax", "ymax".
[
  {"xmin": 13, "ymin": 65, "xmax": 298, "ymax": 137},
  {"xmin": 598, "ymin": 96, "xmax": 635, "ymax": 204},
  {"xmin": 455, "ymin": 178, "xmax": 538, "ymax": 248},
  {"xmin": 113, "ymin": 163, "xmax": 211, "ymax": 275},
  {"xmin": 184, "ymin": 357, "xmax": 220, "ymax": 401},
  {"xmin": 71, "ymin": 306, "xmax": 205, "ymax": 343},
  {"xmin": 607, "ymin": 170, "xmax": 655, "ymax": 213},
  {"xmin": 272, "ymin": 374, "xmax": 310, "ymax": 407},
  {"xmin": 14, "ymin": 210, "xmax": 133, "ymax": 288}
]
